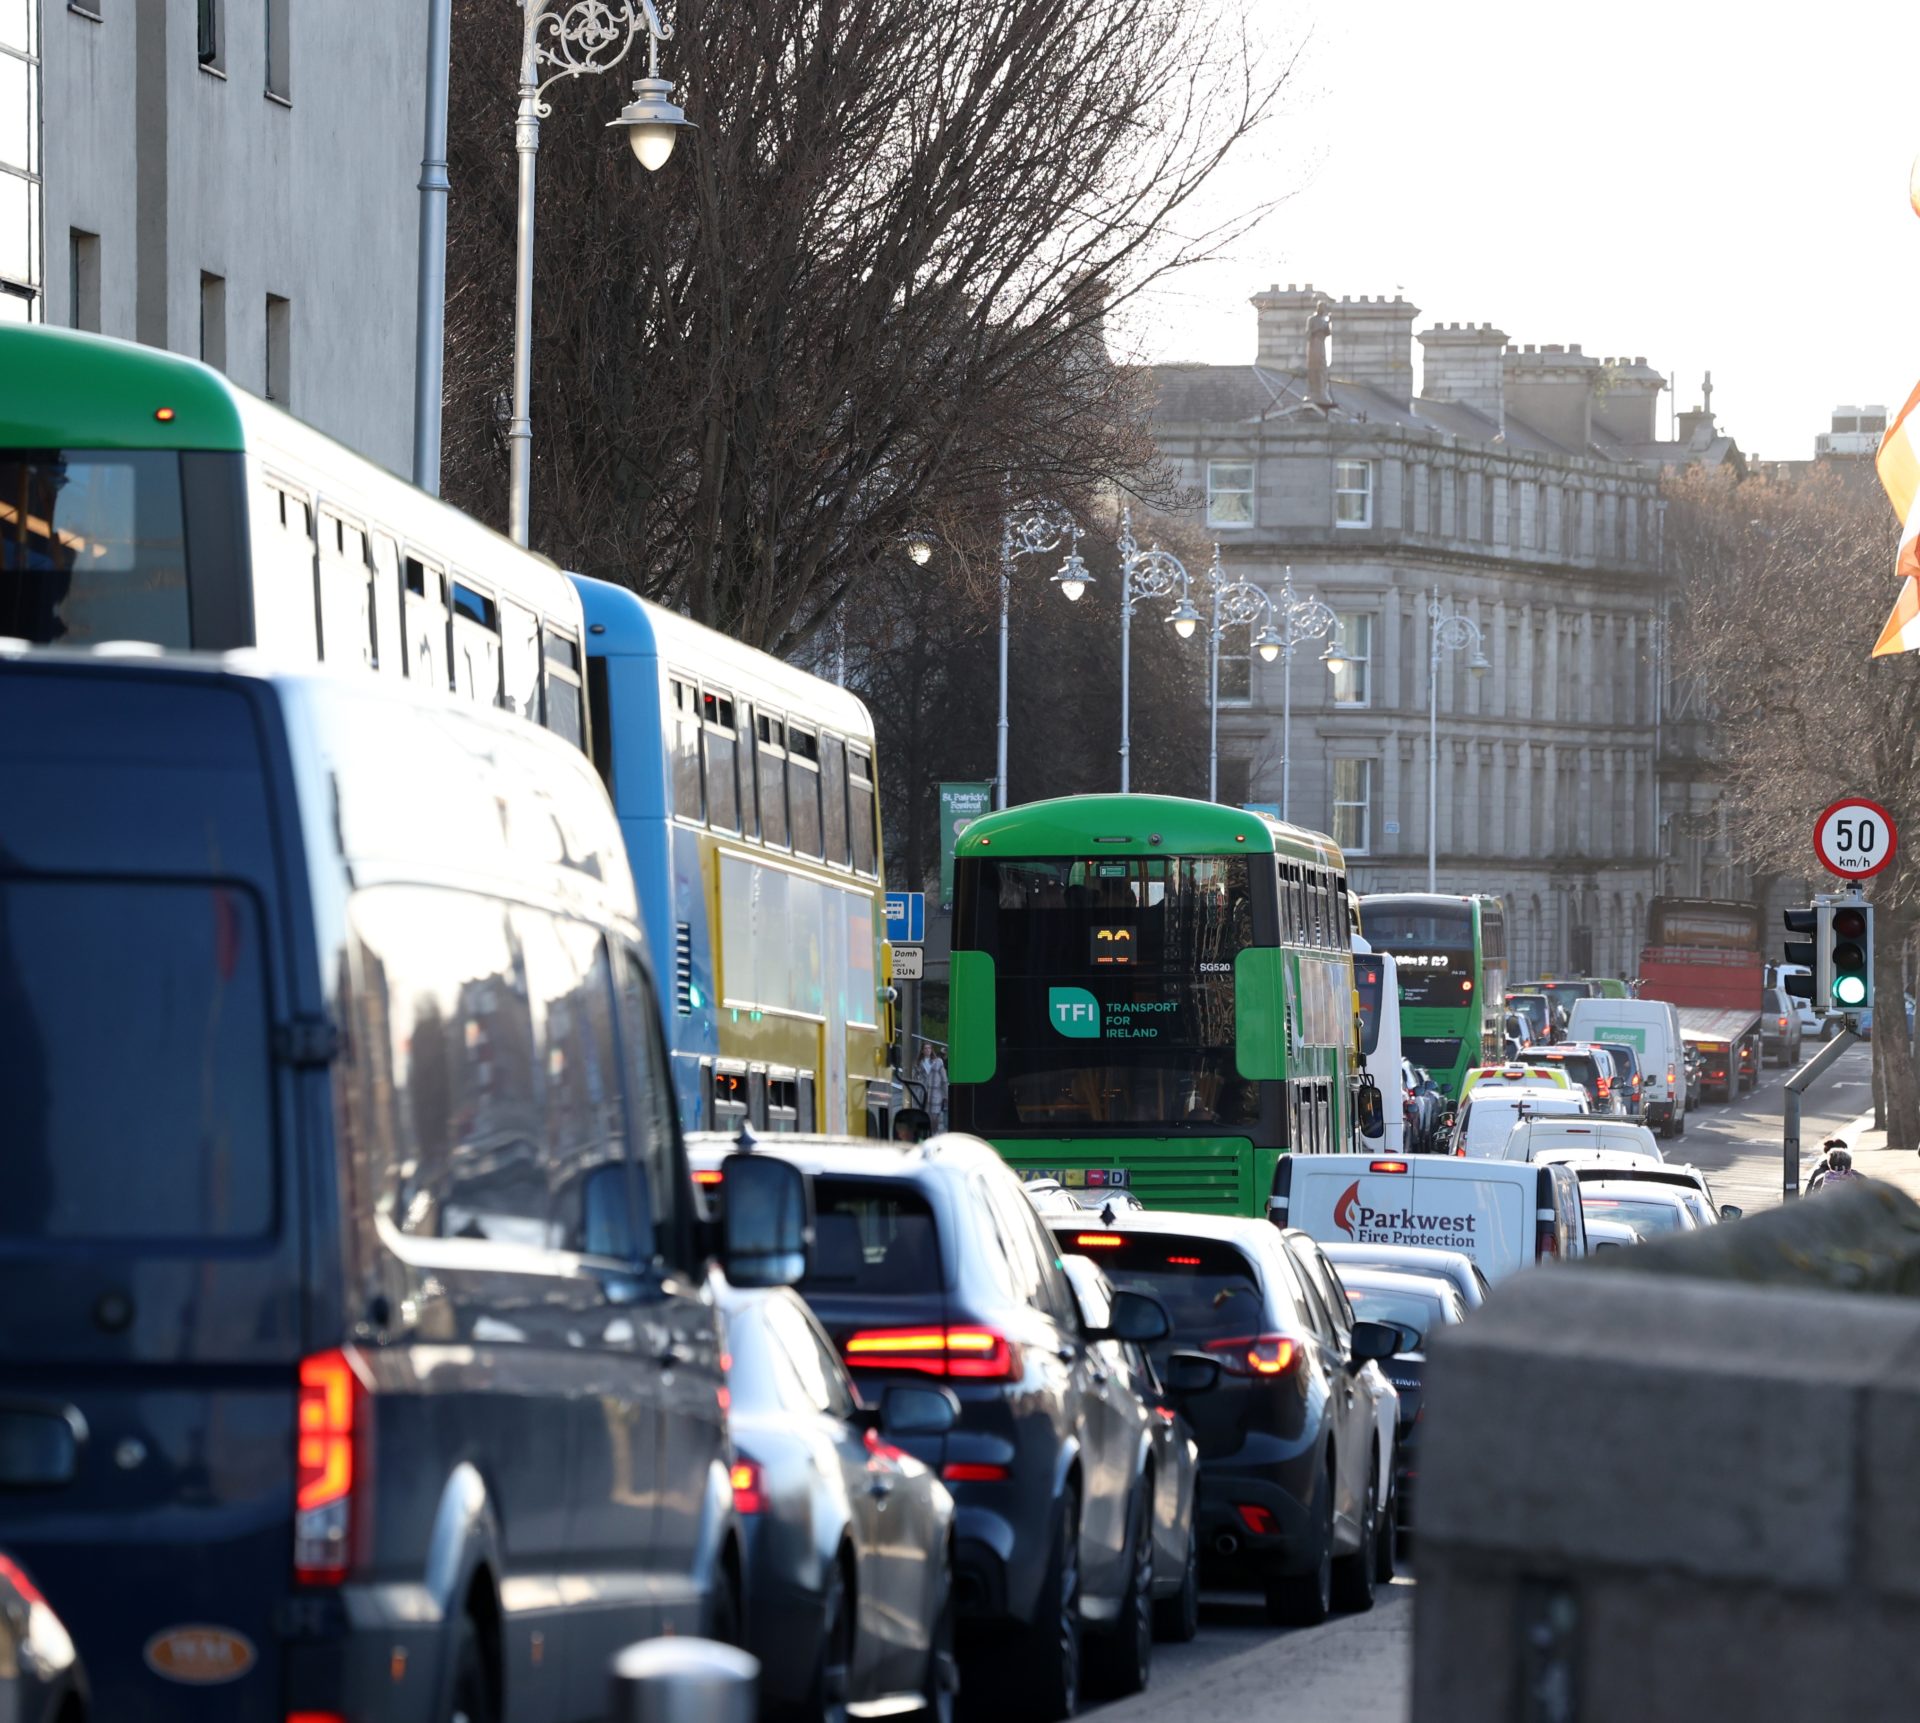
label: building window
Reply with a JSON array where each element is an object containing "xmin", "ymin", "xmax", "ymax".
[
  {"xmin": 265, "ymin": 0, "xmax": 291, "ymax": 99},
  {"xmin": 265, "ymin": 292, "xmax": 290, "ymax": 402},
  {"xmin": 1332, "ymin": 758, "xmax": 1372, "ymax": 855},
  {"xmin": 1334, "ymin": 460, "xmax": 1372, "ymax": 528},
  {"xmin": 1218, "ymin": 637, "xmax": 1251, "ymax": 705},
  {"xmin": 1, "ymin": 0, "xmax": 41, "ymax": 324},
  {"xmin": 1331, "ymin": 612, "xmax": 1371, "ymax": 707},
  {"xmin": 68, "ymin": 230, "xmax": 99, "ymax": 331},
  {"xmin": 1206, "ymin": 460, "xmax": 1254, "ymax": 528},
  {"xmin": 199, "ymin": 271, "xmax": 226, "ymax": 370},
  {"xmin": 197, "ymin": 0, "xmax": 223, "ymax": 70}
]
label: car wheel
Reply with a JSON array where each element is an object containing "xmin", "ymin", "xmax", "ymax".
[
  {"xmin": 444, "ymin": 1612, "xmax": 496, "ymax": 1723},
  {"xmin": 810, "ymin": 1556, "xmax": 854, "ymax": 1723},
  {"xmin": 1153, "ymin": 1521, "xmax": 1200, "ymax": 1644},
  {"xmin": 707, "ymin": 1561, "xmax": 744, "ymax": 1649},
  {"xmin": 1264, "ymin": 1464, "xmax": 1334, "ymax": 1628},
  {"xmin": 1098, "ymin": 1486, "xmax": 1153, "ymax": 1697},
  {"xmin": 1373, "ymin": 1468, "xmax": 1397, "ymax": 1585},
  {"xmin": 1675, "ymin": 1108, "xmax": 1687, "ymax": 1137},
  {"xmin": 1331, "ymin": 1456, "xmax": 1377, "ymax": 1614},
  {"xmin": 1017, "ymin": 1483, "xmax": 1081, "ymax": 1722}
]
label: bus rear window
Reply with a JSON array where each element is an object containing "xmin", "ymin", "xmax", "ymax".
[
  {"xmin": 1355, "ymin": 958, "xmax": 1385, "ymax": 1055},
  {"xmin": 0, "ymin": 450, "xmax": 190, "ymax": 647},
  {"xmin": 0, "ymin": 878, "xmax": 274, "ymax": 1240}
]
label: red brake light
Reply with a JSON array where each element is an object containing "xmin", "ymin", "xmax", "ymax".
[
  {"xmin": 942, "ymin": 1462, "xmax": 1011, "ymax": 1482},
  {"xmin": 730, "ymin": 1460, "xmax": 765, "ymax": 1515},
  {"xmin": 295, "ymin": 1348, "xmax": 366, "ymax": 1584},
  {"xmin": 1166, "ymin": 1255, "xmax": 1202, "ymax": 1267},
  {"xmin": 1596, "ymin": 1077, "xmax": 1611, "ymax": 1096},
  {"xmin": 1778, "ymin": 1016, "xmax": 1788, "ymax": 1031},
  {"xmin": 0, "ymin": 1554, "xmax": 45, "ymax": 1609},
  {"xmin": 1369, "ymin": 1160, "xmax": 1409, "ymax": 1174},
  {"xmin": 693, "ymin": 1169, "xmax": 724, "ymax": 1186},
  {"xmin": 1204, "ymin": 1335, "xmax": 1298, "ymax": 1378},
  {"xmin": 1074, "ymin": 1233, "xmax": 1124, "ymax": 1249},
  {"xmin": 844, "ymin": 1327, "xmax": 1019, "ymax": 1381}
]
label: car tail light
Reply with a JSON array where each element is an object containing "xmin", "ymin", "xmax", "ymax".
[
  {"xmin": 1166, "ymin": 1255, "xmax": 1202, "ymax": 1266},
  {"xmin": 1595, "ymin": 1077, "xmax": 1611, "ymax": 1098},
  {"xmin": 1236, "ymin": 1503, "xmax": 1276, "ymax": 1535},
  {"xmin": 843, "ymin": 1326, "xmax": 1019, "ymax": 1381},
  {"xmin": 0, "ymin": 1554, "xmax": 45, "ymax": 1609},
  {"xmin": 1667, "ymin": 1066, "xmax": 1677, "ymax": 1085},
  {"xmin": 288, "ymin": 1714, "xmax": 349, "ymax": 1723},
  {"xmin": 1073, "ymin": 1234, "xmax": 1124, "ymax": 1249},
  {"xmin": 295, "ymin": 1348, "xmax": 367, "ymax": 1585},
  {"xmin": 1204, "ymin": 1335, "xmax": 1298, "ymax": 1378},
  {"xmin": 1778, "ymin": 1016, "xmax": 1788, "ymax": 1032},
  {"xmin": 942, "ymin": 1462, "xmax": 1010, "ymax": 1482},
  {"xmin": 1537, "ymin": 1217, "xmax": 1559, "ymax": 1261},
  {"xmin": 730, "ymin": 1460, "xmax": 765, "ymax": 1515},
  {"xmin": 693, "ymin": 1169, "xmax": 724, "ymax": 1187}
]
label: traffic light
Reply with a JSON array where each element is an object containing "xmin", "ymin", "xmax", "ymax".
[
  {"xmin": 1829, "ymin": 899, "xmax": 1873, "ymax": 1010},
  {"xmin": 1782, "ymin": 907, "xmax": 1818, "ymax": 1001}
]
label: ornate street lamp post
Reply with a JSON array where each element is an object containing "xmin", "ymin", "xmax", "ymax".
[
  {"xmin": 1114, "ymin": 508, "xmax": 1191, "ymax": 794},
  {"xmin": 507, "ymin": 0, "xmax": 692, "ymax": 547},
  {"xmin": 1427, "ymin": 586, "xmax": 1491, "ymax": 890},
  {"xmin": 995, "ymin": 496, "xmax": 1086, "ymax": 808}
]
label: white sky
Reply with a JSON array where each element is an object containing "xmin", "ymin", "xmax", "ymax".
[{"xmin": 1121, "ymin": 0, "xmax": 1920, "ymax": 461}]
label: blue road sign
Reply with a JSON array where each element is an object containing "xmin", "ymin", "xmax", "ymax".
[{"xmin": 885, "ymin": 892, "xmax": 925, "ymax": 944}]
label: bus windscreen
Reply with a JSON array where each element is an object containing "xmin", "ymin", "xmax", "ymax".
[
  {"xmin": 1365, "ymin": 901, "xmax": 1476, "ymax": 1009},
  {"xmin": 961, "ymin": 855, "xmax": 1257, "ymax": 1130}
]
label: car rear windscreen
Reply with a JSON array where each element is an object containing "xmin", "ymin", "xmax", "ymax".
[
  {"xmin": 1343, "ymin": 1283, "xmax": 1448, "ymax": 1351},
  {"xmin": 1063, "ymin": 1234, "xmax": 1266, "ymax": 1341},
  {"xmin": 800, "ymin": 1180, "xmax": 944, "ymax": 1294},
  {"xmin": 1582, "ymin": 1195, "xmax": 1687, "ymax": 1236},
  {"xmin": 0, "ymin": 878, "xmax": 274, "ymax": 1239}
]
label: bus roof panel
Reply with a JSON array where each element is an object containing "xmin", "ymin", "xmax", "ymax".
[
  {"xmin": 0, "ymin": 325, "xmax": 246, "ymax": 452},
  {"xmin": 953, "ymin": 793, "xmax": 1345, "ymax": 867}
]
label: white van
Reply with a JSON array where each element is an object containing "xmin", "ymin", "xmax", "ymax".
[
  {"xmin": 1354, "ymin": 937, "xmax": 1405, "ymax": 1154},
  {"xmin": 1449, "ymin": 1086, "xmax": 1586, "ymax": 1156},
  {"xmin": 1269, "ymin": 1153, "xmax": 1588, "ymax": 1283},
  {"xmin": 1566, "ymin": 998, "xmax": 1687, "ymax": 1139}
]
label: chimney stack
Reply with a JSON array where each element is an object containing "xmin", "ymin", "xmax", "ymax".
[
  {"xmin": 1334, "ymin": 294, "xmax": 1420, "ymax": 409},
  {"xmin": 1417, "ymin": 322, "xmax": 1509, "ymax": 427},
  {"xmin": 1503, "ymin": 343, "xmax": 1602, "ymax": 451},
  {"xmin": 1593, "ymin": 357, "xmax": 1665, "ymax": 444},
  {"xmin": 1249, "ymin": 282, "xmax": 1328, "ymax": 374}
]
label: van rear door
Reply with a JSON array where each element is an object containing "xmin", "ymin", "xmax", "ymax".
[
  {"xmin": 0, "ymin": 668, "xmax": 306, "ymax": 1719},
  {"xmin": 1281, "ymin": 1160, "xmax": 1531, "ymax": 1281}
]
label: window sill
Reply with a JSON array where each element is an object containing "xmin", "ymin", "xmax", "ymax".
[
  {"xmin": 199, "ymin": 61, "xmax": 228, "ymax": 80},
  {"xmin": 265, "ymin": 88, "xmax": 292, "ymax": 108},
  {"xmin": 1333, "ymin": 520, "xmax": 1371, "ymax": 530},
  {"xmin": 68, "ymin": 3, "xmax": 103, "ymax": 20},
  {"xmin": 1206, "ymin": 520, "xmax": 1255, "ymax": 532},
  {"xmin": 1331, "ymin": 700, "xmax": 1372, "ymax": 712}
]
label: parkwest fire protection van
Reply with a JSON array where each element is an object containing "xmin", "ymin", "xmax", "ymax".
[{"xmin": 1269, "ymin": 1154, "xmax": 1588, "ymax": 1282}]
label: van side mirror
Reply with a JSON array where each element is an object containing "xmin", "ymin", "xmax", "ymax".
[
  {"xmin": 1356, "ymin": 1076, "xmax": 1385, "ymax": 1141},
  {"xmin": 718, "ymin": 1151, "xmax": 811, "ymax": 1288},
  {"xmin": 1095, "ymin": 1288, "xmax": 1171, "ymax": 1345}
]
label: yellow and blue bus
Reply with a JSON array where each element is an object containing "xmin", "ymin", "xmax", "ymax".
[
  {"xmin": 0, "ymin": 325, "xmax": 590, "ymax": 746},
  {"xmin": 573, "ymin": 576, "xmax": 898, "ymax": 1137},
  {"xmin": 1356, "ymin": 892, "xmax": 1508, "ymax": 1100},
  {"xmin": 948, "ymin": 794, "xmax": 1362, "ymax": 1215}
]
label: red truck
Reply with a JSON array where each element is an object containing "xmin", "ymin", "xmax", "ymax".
[{"xmin": 1638, "ymin": 898, "xmax": 1766, "ymax": 1102}]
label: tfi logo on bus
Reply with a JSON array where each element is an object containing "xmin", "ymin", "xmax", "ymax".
[{"xmin": 1049, "ymin": 987, "xmax": 1103, "ymax": 1039}]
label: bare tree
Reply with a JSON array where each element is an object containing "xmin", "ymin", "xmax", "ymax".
[
  {"xmin": 441, "ymin": 0, "xmax": 1289, "ymax": 650},
  {"xmin": 1666, "ymin": 463, "xmax": 1920, "ymax": 1149}
]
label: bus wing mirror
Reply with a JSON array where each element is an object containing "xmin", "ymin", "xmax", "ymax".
[{"xmin": 1356, "ymin": 1076, "xmax": 1385, "ymax": 1140}]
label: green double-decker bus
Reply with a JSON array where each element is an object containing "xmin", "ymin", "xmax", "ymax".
[
  {"xmin": 1355, "ymin": 892, "xmax": 1507, "ymax": 1100},
  {"xmin": 948, "ymin": 794, "xmax": 1361, "ymax": 1215}
]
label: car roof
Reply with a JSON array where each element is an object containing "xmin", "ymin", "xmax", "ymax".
[
  {"xmin": 1318, "ymin": 1241, "xmax": 1478, "ymax": 1273},
  {"xmin": 683, "ymin": 1129, "xmax": 1006, "ymax": 1180},
  {"xmin": 1334, "ymin": 1266, "xmax": 1462, "ymax": 1303},
  {"xmin": 1581, "ymin": 1179, "xmax": 1694, "ymax": 1204}
]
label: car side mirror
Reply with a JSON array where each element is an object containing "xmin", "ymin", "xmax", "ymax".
[
  {"xmin": 1720, "ymin": 1204, "xmax": 1744, "ymax": 1222},
  {"xmin": 718, "ymin": 1151, "xmax": 811, "ymax": 1288},
  {"xmin": 879, "ymin": 1383, "xmax": 959, "ymax": 1438},
  {"xmin": 1161, "ymin": 1350, "xmax": 1222, "ymax": 1396},
  {"xmin": 1097, "ymin": 1288, "xmax": 1171, "ymax": 1345},
  {"xmin": 1348, "ymin": 1319, "xmax": 1401, "ymax": 1368},
  {"xmin": 1356, "ymin": 1077, "xmax": 1385, "ymax": 1141}
]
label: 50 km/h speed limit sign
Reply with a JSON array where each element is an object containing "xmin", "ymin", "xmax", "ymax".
[{"xmin": 1814, "ymin": 797, "xmax": 1897, "ymax": 879}]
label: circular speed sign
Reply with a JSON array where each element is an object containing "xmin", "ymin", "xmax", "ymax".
[{"xmin": 1813, "ymin": 797, "xmax": 1898, "ymax": 879}]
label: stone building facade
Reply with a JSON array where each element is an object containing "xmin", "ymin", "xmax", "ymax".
[
  {"xmin": 1151, "ymin": 285, "xmax": 1744, "ymax": 980},
  {"xmin": 7, "ymin": 0, "xmax": 427, "ymax": 475}
]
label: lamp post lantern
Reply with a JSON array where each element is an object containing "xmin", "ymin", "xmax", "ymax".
[
  {"xmin": 996, "ymin": 495, "xmax": 1083, "ymax": 809},
  {"xmin": 506, "ymin": 0, "xmax": 691, "ymax": 548},
  {"xmin": 1427, "ymin": 585, "xmax": 1491, "ymax": 891},
  {"xmin": 1115, "ymin": 508, "xmax": 1192, "ymax": 794}
]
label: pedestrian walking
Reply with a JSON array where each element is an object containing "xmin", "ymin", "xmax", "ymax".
[
  {"xmin": 917, "ymin": 1041, "xmax": 949, "ymax": 1134},
  {"xmin": 1805, "ymin": 1136, "xmax": 1850, "ymax": 1195}
]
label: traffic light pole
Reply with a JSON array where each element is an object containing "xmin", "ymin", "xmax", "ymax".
[{"xmin": 1782, "ymin": 1024, "xmax": 1860, "ymax": 1202}]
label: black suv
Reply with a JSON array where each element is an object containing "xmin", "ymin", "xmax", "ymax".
[
  {"xmin": 1044, "ymin": 1211, "xmax": 1400, "ymax": 1627},
  {"xmin": 690, "ymin": 1134, "xmax": 1170, "ymax": 1720}
]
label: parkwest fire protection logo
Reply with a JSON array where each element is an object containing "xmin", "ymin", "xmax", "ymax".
[{"xmin": 1332, "ymin": 1181, "xmax": 1478, "ymax": 1250}]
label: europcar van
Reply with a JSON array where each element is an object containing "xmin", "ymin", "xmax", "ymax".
[
  {"xmin": 1269, "ymin": 1154, "xmax": 1587, "ymax": 1282},
  {"xmin": 1565, "ymin": 998, "xmax": 1687, "ymax": 1138},
  {"xmin": 0, "ymin": 653, "xmax": 805, "ymax": 1723}
]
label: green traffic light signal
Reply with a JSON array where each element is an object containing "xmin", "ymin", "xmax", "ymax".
[{"xmin": 1830, "ymin": 903, "xmax": 1871, "ymax": 1009}]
